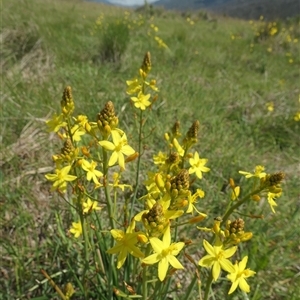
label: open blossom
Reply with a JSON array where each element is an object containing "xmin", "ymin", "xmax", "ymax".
[
  {"xmin": 46, "ymin": 113, "xmax": 67, "ymax": 132},
  {"xmin": 239, "ymin": 165, "xmax": 266, "ymax": 178},
  {"xmin": 81, "ymin": 159, "xmax": 103, "ymax": 185},
  {"xmin": 142, "ymin": 226, "xmax": 184, "ymax": 281},
  {"xmin": 45, "ymin": 165, "xmax": 77, "ymax": 192},
  {"xmin": 99, "ymin": 131, "xmax": 135, "ymax": 170},
  {"xmin": 107, "ymin": 221, "xmax": 144, "ymax": 269},
  {"xmin": 69, "ymin": 221, "xmax": 82, "ymax": 238},
  {"xmin": 267, "ymin": 191, "xmax": 281, "ymax": 213},
  {"xmin": 227, "ymin": 256, "xmax": 256, "ymax": 294},
  {"xmin": 198, "ymin": 239, "xmax": 236, "ymax": 281},
  {"xmin": 189, "ymin": 152, "xmax": 210, "ymax": 179},
  {"xmin": 82, "ymin": 198, "xmax": 101, "ymax": 213},
  {"xmin": 131, "ymin": 92, "xmax": 151, "ymax": 110}
]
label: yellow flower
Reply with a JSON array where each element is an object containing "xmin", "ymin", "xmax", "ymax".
[
  {"xmin": 227, "ymin": 256, "xmax": 256, "ymax": 294},
  {"xmin": 148, "ymin": 79, "xmax": 159, "ymax": 92},
  {"xmin": 99, "ymin": 131, "xmax": 135, "ymax": 170},
  {"xmin": 46, "ymin": 113, "xmax": 67, "ymax": 132},
  {"xmin": 269, "ymin": 27, "xmax": 277, "ymax": 36},
  {"xmin": 186, "ymin": 189, "xmax": 206, "ymax": 214},
  {"xmin": 126, "ymin": 78, "xmax": 142, "ymax": 95},
  {"xmin": 131, "ymin": 92, "xmax": 151, "ymax": 110},
  {"xmin": 81, "ymin": 159, "xmax": 103, "ymax": 185},
  {"xmin": 107, "ymin": 221, "xmax": 144, "ymax": 269},
  {"xmin": 266, "ymin": 101, "xmax": 274, "ymax": 111},
  {"xmin": 82, "ymin": 197, "xmax": 101, "ymax": 213},
  {"xmin": 239, "ymin": 165, "xmax": 266, "ymax": 178},
  {"xmin": 231, "ymin": 186, "xmax": 240, "ymax": 201},
  {"xmin": 153, "ymin": 151, "xmax": 167, "ymax": 165},
  {"xmin": 267, "ymin": 191, "xmax": 281, "ymax": 213},
  {"xmin": 45, "ymin": 165, "xmax": 77, "ymax": 192},
  {"xmin": 70, "ymin": 124, "xmax": 85, "ymax": 141},
  {"xmin": 69, "ymin": 221, "xmax": 82, "ymax": 238},
  {"xmin": 172, "ymin": 138, "xmax": 184, "ymax": 157},
  {"xmin": 294, "ymin": 111, "xmax": 300, "ymax": 121},
  {"xmin": 109, "ymin": 172, "xmax": 132, "ymax": 191},
  {"xmin": 188, "ymin": 152, "xmax": 210, "ymax": 179},
  {"xmin": 198, "ymin": 239, "xmax": 236, "ymax": 281},
  {"xmin": 142, "ymin": 226, "xmax": 184, "ymax": 281}
]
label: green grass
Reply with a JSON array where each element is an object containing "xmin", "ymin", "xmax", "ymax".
[{"xmin": 1, "ymin": 0, "xmax": 299, "ymax": 299}]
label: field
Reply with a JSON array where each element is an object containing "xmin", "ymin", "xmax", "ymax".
[{"xmin": 1, "ymin": 0, "xmax": 299, "ymax": 299}]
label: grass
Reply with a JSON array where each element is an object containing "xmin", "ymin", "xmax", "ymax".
[{"xmin": 1, "ymin": 0, "xmax": 299, "ymax": 299}]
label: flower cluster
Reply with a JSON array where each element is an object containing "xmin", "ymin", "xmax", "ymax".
[
  {"xmin": 45, "ymin": 52, "xmax": 285, "ymax": 299},
  {"xmin": 248, "ymin": 17, "xmax": 299, "ymax": 64}
]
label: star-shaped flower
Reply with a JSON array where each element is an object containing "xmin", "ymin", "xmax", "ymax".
[
  {"xmin": 198, "ymin": 239, "xmax": 236, "ymax": 281},
  {"xmin": 69, "ymin": 221, "xmax": 82, "ymax": 238},
  {"xmin": 267, "ymin": 191, "xmax": 281, "ymax": 213},
  {"xmin": 99, "ymin": 131, "xmax": 135, "ymax": 170},
  {"xmin": 82, "ymin": 197, "xmax": 101, "ymax": 213},
  {"xmin": 81, "ymin": 159, "xmax": 103, "ymax": 185},
  {"xmin": 46, "ymin": 113, "xmax": 67, "ymax": 133},
  {"xmin": 131, "ymin": 92, "xmax": 151, "ymax": 110},
  {"xmin": 227, "ymin": 256, "xmax": 256, "ymax": 294},
  {"xmin": 188, "ymin": 152, "xmax": 210, "ymax": 179},
  {"xmin": 45, "ymin": 165, "xmax": 77, "ymax": 192},
  {"xmin": 107, "ymin": 221, "xmax": 144, "ymax": 269},
  {"xmin": 142, "ymin": 226, "xmax": 184, "ymax": 281},
  {"xmin": 239, "ymin": 165, "xmax": 267, "ymax": 178}
]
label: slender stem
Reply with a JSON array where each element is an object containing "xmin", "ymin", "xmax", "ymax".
[
  {"xmin": 102, "ymin": 148, "xmax": 116, "ymax": 232},
  {"xmin": 142, "ymin": 244, "xmax": 151, "ymax": 300},
  {"xmin": 40, "ymin": 269, "xmax": 66, "ymax": 300},
  {"xmin": 203, "ymin": 271, "xmax": 213, "ymax": 300},
  {"xmin": 130, "ymin": 110, "xmax": 144, "ymax": 218},
  {"xmin": 185, "ymin": 275, "xmax": 198, "ymax": 300},
  {"xmin": 221, "ymin": 188, "xmax": 263, "ymax": 226},
  {"xmin": 101, "ymin": 147, "xmax": 116, "ymax": 300}
]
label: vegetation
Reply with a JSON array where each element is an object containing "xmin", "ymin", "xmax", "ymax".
[{"xmin": 1, "ymin": 0, "xmax": 299, "ymax": 299}]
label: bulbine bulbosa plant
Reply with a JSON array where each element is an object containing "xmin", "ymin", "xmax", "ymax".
[{"xmin": 45, "ymin": 52, "xmax": 284, "ymax": 300}]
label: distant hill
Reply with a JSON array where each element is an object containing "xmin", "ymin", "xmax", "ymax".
[
  {"xmin": 153, "ymin": 0, "xmax": 300, "ymax": 20},
  {"xmin": 87, "ymin": 0, "xmax": 300, "ymax": 20}
]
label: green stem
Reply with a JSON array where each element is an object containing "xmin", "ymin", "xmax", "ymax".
[
  {"xmin": 203, "ymin": 271, "xmax": 213, "ymax": 300},
  {"xmin": 130, "ymin": 110, "xmax": 144, "ymax": 218},
  {"xmin": 102, "ymin": 148, "xmax": 116, "ymax": 232},
  {"xmin": 185, "ymin": 275, "xmax": 198, "ymax": 300},
  {"xmin": 221, "ymin": 188, "xmax": 263, "ymax": 226},
  {"xmin": 102, "ymin": 147, "xmax": 116, "ymax": 300},
  {"xmin": 142, "ymin": 244, "xmax": 151, "ymax": 300}
]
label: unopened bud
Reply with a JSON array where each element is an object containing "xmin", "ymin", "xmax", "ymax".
[
  {"xmin": 137, "ymin": 233, "xmax": 148, "ymax": 244},
  {"xmin": 85, "ymin": 122, "xmax": 92, "ymax": 132},
  {"xmin": 241, "ymin": 232, "xmax": 253, "ymax": 242},
  {"xmin": 81, "ymin": 146, "xmax": 90, "ymax": 157},
  {"xmin": 251, "ymin": 194, "xmax": 261, "ymax": 202},
  {"xmin": 189, "ymin": 214, "xmax": 207, "ymax": 224},
  {"xmin": 125, "ymin": 152, "xmax": 139, "ymax": 163}
]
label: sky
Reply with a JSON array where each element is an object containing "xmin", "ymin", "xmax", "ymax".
[{"xmin": 108, "ymin": 0, "xmax": 159, "ymax": 6}]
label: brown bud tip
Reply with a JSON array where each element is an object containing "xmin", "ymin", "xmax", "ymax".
[
  {"xmin": 171, "ymin": 169, "xmax": 190, "ymax": 191},
  {"xmin": 269, "ymin": 172, "xmax": 285, "ymax": 186},
  {"xmin": 172, "ymin": 121, "xmax": 181, "ymax": 137},
  {"xmin": 62, "ymin": 86, "xmax": 72, "ymax": 103},
  {"xmin": 141, "ymin": 51, "xmax": 151, "ymax": 73}
]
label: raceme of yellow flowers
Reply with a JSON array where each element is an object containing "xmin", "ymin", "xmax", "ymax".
[{"xmin": 45, "ymin": 52, "xmax": 284, "ymax": 300}]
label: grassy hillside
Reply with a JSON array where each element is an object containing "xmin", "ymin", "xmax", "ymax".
[{"xmin": 1, "ymin": 0, "xmax": 299, "ymax": 299}]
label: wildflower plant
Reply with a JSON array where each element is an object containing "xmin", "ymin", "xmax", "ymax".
[{"xmin": 45, "ymin": 52, "xmax": 285, "ymax": 299}]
